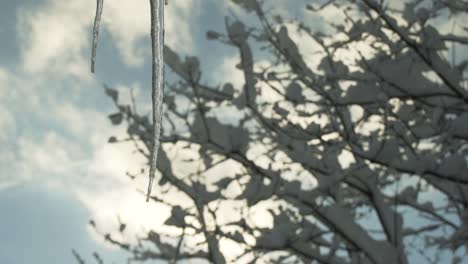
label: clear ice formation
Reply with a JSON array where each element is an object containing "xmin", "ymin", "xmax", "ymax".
[
  {"xmin": 91, "ymin": 0, "xmax": 166, "ymax": 202},
  {"xmin": 147, "ymin": 0, "xmax": 165, "ymax": 202}
]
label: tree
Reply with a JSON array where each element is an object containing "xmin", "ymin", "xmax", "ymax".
[{"xmin": 79, "ymin": 0, "xmax": 468, "ymax": 263}]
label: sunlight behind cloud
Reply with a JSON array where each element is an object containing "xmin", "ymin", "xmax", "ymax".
[
  {"xmin": 0, "ymin": 65, "xmax": 170, "ymax": 252},
  {"xmin": 11, "ymin": 96, "xmax": 171, "ymax": 246},
  {"xmin": 7, "ymin": 0, "xmax": 198, "ymax": 242}
]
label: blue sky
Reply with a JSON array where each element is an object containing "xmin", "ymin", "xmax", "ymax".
[
  {"xmin": 0, "ymin": 0, "xmax": 234, "ymax": 263},
  {"xmin": 0, "ymin": 181, "xmax": 129, "ymax": 263},
  {"xmin": 1, "ymin": 0, "xmax": 467, "ymax": 263},
  {"xmin": 0, "ymin": 0, "xmax": 310, "ymax": 262}
]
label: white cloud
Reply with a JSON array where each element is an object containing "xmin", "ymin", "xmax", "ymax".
[
  {"xmin": 16, "ymin": 0, "xmax": 196, "ymax": 78},
  {"xmin": 0, "ymin": 65, "xmax": 169, "ymax": 248},
  {"xmin": 11, "ymin": 100, "xmax": 170, "ymax": 245},
  {"xmin": 0, "ymin": 68, "xmax": 20, "ymax": 190},
  {"xmin": 3, "ymin": 0, "xmax": 182, "ymax": 233},
  {"xmin": 17, "ymin": 0, "xmax": 94, "ymax": 80},
  {"xmin": 0, "ymin": 67, "xmax": 10, "ymax": 84},
  {"xmin": 77, "ymin": 138, "xmax": 170, "ymax": 246},
  {"xmin": 100, "ymin": 0, "xmax": 151, "ymax": 67},
  {"xmin": 103, "ymin": 0, "xmax": 196, "ymax": 67},
  {"xmin": 0, "ymin": 96, "xmax": 15, "ymax": 141},
  {"xmin": 0, "ymin": 148, "xmax": 20, "ymax": 191}
]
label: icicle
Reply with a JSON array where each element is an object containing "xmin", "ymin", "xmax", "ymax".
[
  {"xmin": 91, "ymin": 0, "xmax": 166, "ymax": 202},
  {"xmin": 147, "ymin": 0, "xmax": 166, "ymax": 202},
  {"xmin": 91, "ymin": 0, "xmax": 103, "ymax": 73}
]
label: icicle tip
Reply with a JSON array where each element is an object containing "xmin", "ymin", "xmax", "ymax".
[{"xmin": 146, "ymin": 174, "xmax": 155, "ymax": 202}]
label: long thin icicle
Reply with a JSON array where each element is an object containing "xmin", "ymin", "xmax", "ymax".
[
  {"xmin": 147, "ymin": 0, "xmax": 165, "ymax": 202},
  {"xmin": 91, "ymin": 0, "xmax": 103, "ymax": 73},
  {"xmin": 91, "ymin": 0, "xmax": 165, "ymax": 202}
]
